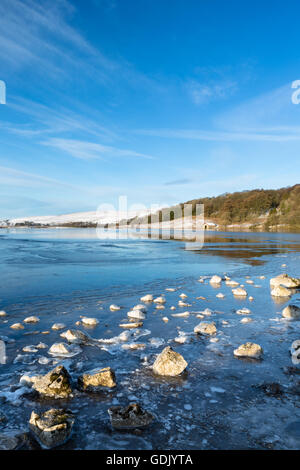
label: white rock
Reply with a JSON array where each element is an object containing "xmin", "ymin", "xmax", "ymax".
[
  {"xmin": 236, "ymin": 308, "xmax": 251, "ymax": 315},
  {"xmin": 170, "ymin": 306, "xmax": 176, "ymax": 310},
  {"xmin": 109, "ymin": 304, "xmax": 121, "ymax": 311},
  {"xmin": 48, "ymin": 342, "xmax": 82, "ymax": 357},
  {"xmin": 178, "ymin": 300, "xmax": 191, "ymax": 307},
  {"xmin": 270, "ymin": 274, "xmax": 300, "ymax": 289},
  {"xmin": 23, "ymin": 345, "xmax": 38, "ymax": 353},
  {"xmin": 179, "ymin": 293, "xmax": 187, "ymax": 299},
  {"xmin": 132, "ymin": 304, "xmax": 147, "ymax": 312},
  {"xmin": 240, "ymin": 317, "xmax": 253, "ymax": 324},
  {"xmin": 127, "ymin": 310, "xmax": 146, "ymax": 320},
  {"xmin": 210, "ymin": 275, "xmax": 222, "ymax": 285},
  {"xmin": 24, "ymin": 316, "xmax": 40, "ymax": 324},
  {"xmin": 162, "ymin": 317, "xmax": 169, "ymax": 322},
  {"xmin": 156, "ymin": 305, "xmax": 165, "ymax": 310},
  {"xmin": 165, "ymin": 288, "xmax": 176, "ymax": 292},
  {"xmin": 10, "ymin": 323, "xmax": 24, "ymax": 330},
  {"xmin": 282, "ymin": 305, "xmax": 300, "ymax": 320},
  {"xmin": 81, "ymin": 317, "xmax": 99, "ymax": 326},
  {"xmin": 246, "ymin": 280, "xmax": 254, "ymax": 284},
  {"xmin": 154, "ymin": 296, "xmax": 166, "ymax": 304},
  {"xmin": 234, "ymin": 342, "xmax": 262, "ymax": 359},
  {"xmin": 140, "ymin": 294, "xmax": 153, "ymax": 302},
  {"xmin": 271, "ymin": 286, "xmax": 291, "ymax": 297},
  {"xmin": 216, "ymin": 293, "xmax": 225, "ymax": 298},
  {"xmin": 51, "ymin": 323, "xmax": 66, "ymax": 331},
  {"xmin": 0, "ymin": 311, "xmax": 7, "ymax": 317},
  {"xmin": 171, "ymin": 311, "xmax": 190, "ymax": 318},
  {"xmin": 194, "ymin": 322, "xmax": 217, "ymax": 335},
  {"xmin": 226, "ymin": 280, "xmax": 239, "ymax": 287},
  {"xmin": 232, "ymin": 288, "xmax": 248, "ymax": 297}
]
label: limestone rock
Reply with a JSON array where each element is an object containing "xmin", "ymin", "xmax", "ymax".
[
  {"xmin": 29, "ymin": 409, "xmax": 74, "ymax": 449},
  {"xmin": 127, "ymin": 310, "xmax": 146, "ymax": 320},
  {"xmin": 24, "ymin": 316, "xmax": 40, "ymax": 324},
  {"xmin": 78, "ymin": 367, "xmax": 116, "ymax": 391},
  {"xmin": 270, "ymin": 274, "xmax": 300, "ymax": 289},
  {"xmin": 10, "ymin": 323, "xmax": 24, "ymax": 330},
  {"xmin": 271, "ymin": 286, "xmax": 291, "ymax": 297},
  {"xmin": 108, "ymin": 403, "xmax": 154, "ymax": 429},
  {"xmin": 32, "ymin": 366, "xmax": 72, "ymax": 398},
  {"xmin": 60, "ymin": 329, "xmax": 92, "ymax": 344},
  {"xmin": 210, "ymin": 275, "xmax": 222, "ymax": 285},
  {"xmin": 152, "ymin": 346, "xmax": 187, "ymax": 376},
  {"xmin": 282, "ymin": 305, "xmax": 300, "ymax": 320},
  {"xmin": 48, "ymin": 342, "xmax": 81, "ymax": 358},
  {"xmin": 109, "ymin": 304, "xmax": 121, "ymax": 311},
  {"xmin": 81, "ymin": 317, "xmax": 99, "ymax": 327},
  {"xmin": 140, "ymin": 294, "xmax": 153, "ymax": 302},
  {"xmin": 232, "ymin": 288, "xmax": 248, "ymax": 297},
  {"xmin": 51, "ymin": 323, "xmax": 66, "ymax": 331},
  {"xmin": 234, "ymin": 342, "xmax": 263, "ymax": 359},
  {"xmin": 194, "ymin": 322, "xmax": 217, "ymax": 335}
]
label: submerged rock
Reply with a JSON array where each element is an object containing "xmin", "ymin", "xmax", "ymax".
[
  {"xmin": 48, "ymin": 342, "xmax": 81, "ymax": 358},
  {"xmin": 119, "ymin": 322, "xmax": 143, "ymax": 329},
  {"xmin": 234, "ymin": 342, "xmax": 263, "ymax": 359},
  {"xmin": 81, "ymin": 317, "xmax": 99, "ymax": 327},
  {"xmin": 270, "ymin": 274, "xmax": 300, "ymax": 289},
  {"xmin": 140, "ymin": 294, "xmax": 153, "ymax": 302},
  {"xmin": 78, "ymin": 367, "xmax": 116, "ymax": 391},
  {"xmin": 51, "ymin": 323, "xmax": 66, "ymax": 331},
  {"xmin": 109, "ymin": 304, "xmax": 121, "ymax": 311},
  {"xmin": 33, "ymin": 366, "xmax": 72, "ymax": 398},
  {"xmin": 60, "ymin": 329, "xmax": 92, "ymax": 345},
  {"xmin": 29, "ymin": 409, "xmax": 74, "ymax": 449},
  {"xmin": 152, "ymin": 346, "xmax": 188, "ymax": 376},
  {"xmin": 132, "ymin": 304, "xmax": 147, "ymax": 312},
  {"xmin": 194, "ymin": 322, "xmax": 217, "ymax": 336},
  {"xmin": 226, "ymin": 280, "xmax": 239, "ymax": 287},
  {"xmin": 282, "ymin": 305, "xmax": 300, "ymax": 320},
  {"xmin": 236, "ymin": 308, "xmax": 251, "ymax": 315},
  {"xmin": 108, "ymin": 403, "xmax": 154, "ymax": 429},
  {"xmin": 271, "ymin": 286, "xmax": 291, "ymax": 297},
  {"xmin": 232, "ymin": 288, "xmax": 248, "ymax": 297},
  {"xmin": 172, "ymin": 311, "xmax": 190, "ymax": 318},
  {"xmin": 127, "ymin": 310, "xmax": 146, "ymax": 320},
  {"xmin": 178, "ymin": 300, "xmax": 191, "ymax": 307},
  {"xmin": 153, "ymin": 296, "xmax": 166, "ymax": 304},
  {"xmin": 10, "ymin": 323, "xmax": 24, "ymax": 330},
  {"xmin": 0, "ymin": 311, "xmax": 7, "ymax": 317},
  {"xmin": 240, "ymin": 317, "xmax": 253, "ymax": 324},
  {"xmin": 24, "ymin": 316, "xmax": 40, "ymax": 324},
  {"xmin": 210, "ymin": 275, "xmax": 222, "ymax": 285}
]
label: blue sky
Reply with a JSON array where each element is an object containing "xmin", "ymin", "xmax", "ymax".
[{"xmin": 0, "ymin": 0, "xmax": 300, "ymax": 218}]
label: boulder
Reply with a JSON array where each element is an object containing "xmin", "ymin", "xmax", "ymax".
[
  {"xmin": 270, "ymin": 274, "xmax": 300, "ymax": 289},
  {"xmin": 140, "ymin": 294, "xmax": 153, "ymax": 302},
  {"xmin": 282, "ymin": 305, "xmax": 300, "ymax": 320},
  {"xmin": 152, "ymin": 346, "xmax": 188, "ymax": 376},
  {"xmin": 194, "ymin": 322, "xmax": 217, "ymax": 335},
  {"xmin": 48, "ymin": 342, "xmax": 81, "ymax": 358},
  {"xmin": 210, "ymin": 275, "xmax": 222, "ymax": 285},
  {"xmin": 232, "ymin": 288, "xmax": 248, "ymax": 297},
  {"xmin": 271, "ymin": 286, "xmax": 291, "ymax": 297},
  {"xmin": 108, "ymin": 403, "xmax": 154, "ymax": 429},
  {"xmin": 234, "ymin": 342, "xmax": 263, "ymax": 359},
  {"xmin": 127, "ymin": 310, "xmax": 146, "ymax": 320},
  {"xmin": 78, "ymin": 367, "xmax": 116, "ymax": 391},
  {"xmin": 29, "ymin": 409, "xmax": 74, "ymax": 449},
  {"xmin": 60, "ymin": 329, "xmax": 92, "ymax": 345},
  {"xmin": 24, "ymin": 316, "xmax": 40, "ymax": 324},
  {"xmin": 32, "ymin": 366, "xmax": 72, "ymax": 398},
  {"xmin": 153, "ymin": 296, "xmax": 166, "ymax": 304},
  {"xmin": 81, "ymin": 317, "xmax": 99, "ymax": 327},
  {"xmin": 51, "ymin": 323, "xmax": 66, "ymax": 331},
  {"xmin": 10, "ymin": 323, "xmax": 24, "ymax": 330}
]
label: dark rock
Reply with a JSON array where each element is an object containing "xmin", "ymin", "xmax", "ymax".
[{"xmin": 108, "ymin": 403, "xmax": 154, "ymax": 429}]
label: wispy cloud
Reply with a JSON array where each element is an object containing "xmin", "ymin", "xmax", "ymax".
[
  {"xmin": 42, "ymin": 138, "xmax": 156, "ymax": 160},
  {"xmin": 186, "ymin": 79, "xmax": 237, "ymax": 105},
  {"xmin": 164, "ymin": 178, "xmax": 193, "ymax": 186}
]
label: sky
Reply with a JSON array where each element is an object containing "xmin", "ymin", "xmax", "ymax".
[{"xmin": 0, "ymin": 0, "xmax": 300, "ymax": 218}]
